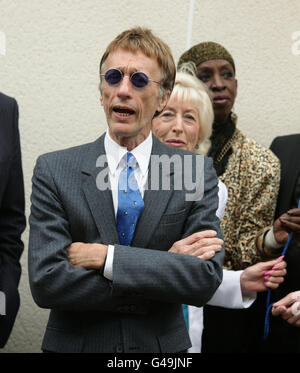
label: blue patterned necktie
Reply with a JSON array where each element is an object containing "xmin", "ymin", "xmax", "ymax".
[{"xmin": 116, "ymin": 152, "xmax": 144, "ymax": 246}]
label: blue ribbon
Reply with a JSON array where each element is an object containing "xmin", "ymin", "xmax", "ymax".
[{"xmin": 263, "ymin": 198, "xmax": 300, "ymax": 340}]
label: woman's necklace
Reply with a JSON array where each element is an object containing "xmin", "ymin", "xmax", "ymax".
[{"xmin": 215, "ymin": 128, "xmax": 237, "ymax": 164}]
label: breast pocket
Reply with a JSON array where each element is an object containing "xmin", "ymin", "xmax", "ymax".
[
  {"xmin": 159, "ymin": 209, "xmax": 186, "ymax": 225},
  {"xmin": 153, "ymin": 209, "xmax": 187, "ymax": 251}
]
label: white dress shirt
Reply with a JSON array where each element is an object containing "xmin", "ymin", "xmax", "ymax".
[
  {"xmin": 216, "ymin": 180, "xmax": 227, "ymax": 219},
  {"xmin": 103, "ymin": 129, "xmax": 152, "ymax": 280}
]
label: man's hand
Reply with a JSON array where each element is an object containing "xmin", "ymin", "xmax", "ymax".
[
  {"xmin": 67, "ymin": 242, "xmax": 108, "ymax": 269},
  {"xmin": 273, "ymin": 208, "xmax": 300, "ymax": 244},
  {"xmin": 272, "ymin": 291, "xmax": 300, "ymax": 327},
  {"xmin": 169, "ymin": 230, "xmax": 223, "ymax": 260},
  {"xmin": 240, "ymin": 257, "xmax": 286, "ymax": 293}
]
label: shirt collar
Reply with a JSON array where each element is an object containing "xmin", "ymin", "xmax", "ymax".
[{"xmin": 104, "ymin": 130, "xmax": 152, "ymax": 176}]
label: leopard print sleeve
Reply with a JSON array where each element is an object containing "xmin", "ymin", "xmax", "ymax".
[{"xmin": 220, "ymin": 130, "xmax": 280, "ymax": 270}]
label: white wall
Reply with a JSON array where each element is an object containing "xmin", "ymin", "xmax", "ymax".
[{"xmin": 0, "ymin": 0, "xmax": 299, "ymax": 352}]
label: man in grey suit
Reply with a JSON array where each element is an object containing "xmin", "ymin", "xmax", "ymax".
[{"xmin": 28, "ymin": 27, "xmax": 224, "ymax": 353}]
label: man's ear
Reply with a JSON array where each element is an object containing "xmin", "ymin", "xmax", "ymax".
[
  {"xmin": 157, "ymin": 90, "xmax": 170, "ymax": 113},
  {"xmin": 99, "ymin": 81, "xmax": 104, "ymax": 106}
]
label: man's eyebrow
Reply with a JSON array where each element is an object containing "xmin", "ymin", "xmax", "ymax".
[{"xmin": 114, "ymin": 66, "xmax": 140, "ymax": 73}]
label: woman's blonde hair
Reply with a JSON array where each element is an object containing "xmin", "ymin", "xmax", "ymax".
[{"xmin": 171, "ymin": 62, "xmax": 214, "ymax": 155}]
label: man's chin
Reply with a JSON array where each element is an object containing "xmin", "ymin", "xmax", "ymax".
[
  {"xmin": 109, "ymin": 127, "xmax": 137, "ymax": 138},
  {"xmin": 108, "ymin": 125, "xmax": 141, "ymax": 144}
]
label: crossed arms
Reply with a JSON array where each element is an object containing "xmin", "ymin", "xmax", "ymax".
[{"xmin": 28, "ymin": 152, "xmax": 224, "ymax": 311}]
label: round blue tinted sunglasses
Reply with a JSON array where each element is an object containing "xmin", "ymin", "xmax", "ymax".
[{"xmin": 101, "ymin": 68, "xmax": 160, "ymax": 88}]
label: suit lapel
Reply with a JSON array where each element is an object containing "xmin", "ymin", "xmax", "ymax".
[
  {"xmin": 132, "ymin": 135, "xmax": 174, "ymax": 248},
  {"xmin": 81, "ymin": 134, "xmax": 119, "ymax": 245},
  {"xmin": 81, "ymin": 134, "xmax": 174, "ymax": 248}
]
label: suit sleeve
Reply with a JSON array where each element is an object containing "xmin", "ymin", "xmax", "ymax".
[
  {"xmin": 207, "ymin": 269, "xmax": 256, "ymax": 308},
  {"xmin": 112, "ymin": 156, "xmax": 224, "ymax": 307},
  {"xmin": 0, "ymin": 98, "xmax": 26, "ymax": 348},
  {"xmin": 28, "ymin": 156, "xmax": 119, "ymax": 311}
]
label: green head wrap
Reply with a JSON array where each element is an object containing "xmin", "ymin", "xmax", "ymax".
[{"xmin": 178, "ymin": 41, "xmax": 235, "ymax": 72}]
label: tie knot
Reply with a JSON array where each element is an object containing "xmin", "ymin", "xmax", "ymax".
[{"xmin": 126, "ymin": 152, "xmax": 135, "ymax": 168}]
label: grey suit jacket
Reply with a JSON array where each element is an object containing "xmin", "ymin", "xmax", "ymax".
[{"xmin": 28, "ymin": 133, "xmax": 224, "ymax": 353}]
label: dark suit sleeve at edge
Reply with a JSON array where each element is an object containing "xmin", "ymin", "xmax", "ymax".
[{"xmin": 0, "ymin": 98, "xmax": 26, "ymax": 348}]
